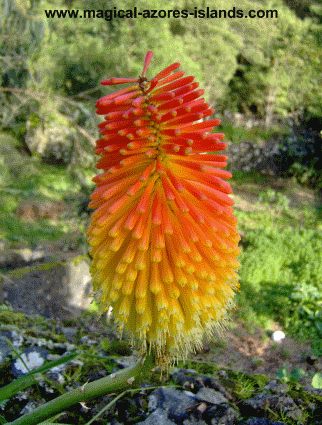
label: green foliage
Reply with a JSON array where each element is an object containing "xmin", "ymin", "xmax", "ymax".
[
  {"xmin": 276, "ymin": 365, "xmax": 307, "ymax": 383},
  {"xmin": 312, "ymin": 372, "xmax": 322, "ymax": 389},
  {"xmin": 220, "ymin": 123, "xmax": 282, "ymax": 145},
  {"xmin": 224, "ymin": 0, "xmax": 322, "ymax": 120},
  {"xmin": 101, "ymin": 340, "xmax": 132, "ymax": 357},
  {"xmin": 258, "ymin": 189, "xmax": 291, "ymax": 208},
  {"xmin": 222, "ymin": 370, "xmax": 269, "ymax": 400},
  {"xmin": 177, "ymin": 360, "xmax": 218, "ymax": 375},
  {"xmin": 0, "ymin": 310, "xmax": 27, "ymax": 326},
  {"xmin": 0, "ymin": 349, "xmax": 79, "ymax": 404},
  {"xmin": 237, "ymin": 226, "xmax": 322, "ymax": 340},
  {"xmin": 289, "ymin": 161, "xmax": 322, "ymax": 190},
  {"xmin": 312, "ymin": 339, "xmax": 322, "ymax": 357},
  {"xmin": 2, "ymin": 0, "xmax": 322, "ymax": 152},
  {"xmin": 0, "ymin": 133, "xmax": 92, "ymax": 247}
]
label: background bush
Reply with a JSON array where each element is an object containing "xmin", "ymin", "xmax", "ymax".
[{"xmin": 1, "ymin": 0, "xmax": 322, "ymax": 182}]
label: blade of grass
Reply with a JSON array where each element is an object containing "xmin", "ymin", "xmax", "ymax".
[
  {"xmin": 4, "ymin": 338, "xmax": 43, "ymax": 399},
  {"xmin": 0, "ymin": 413, "xmax": 8, "ymax": 424},
  {"xmin": 38, "ymin": 412, "xmax": 67, "ymax": 424},
  {"xmin": 84, "ymin": 386, "xmax": 161, "ymax": 425},
  {"xmin": 0, "ymin": 350, "xmax": 79, "ymax": 403}
]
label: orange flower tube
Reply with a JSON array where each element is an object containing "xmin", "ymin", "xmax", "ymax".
[{"xmin": 88, "ymin": 51, "xmax": 241, "ymax": 367}]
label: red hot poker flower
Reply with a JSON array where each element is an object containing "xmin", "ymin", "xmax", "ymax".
[{"xmin": 87, "ymin": 51, "xmax": 241, "ymax": 366}]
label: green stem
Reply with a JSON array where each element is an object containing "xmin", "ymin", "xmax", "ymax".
[{"xmin": 7, "ymin": 350, "xmax": 155, "ymax": 425}]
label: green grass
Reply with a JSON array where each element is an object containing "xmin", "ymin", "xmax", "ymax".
[
  {"xmin": 230, "ymin": 171, "xmax": 321, "ymax": 232},
  {"xmin": 229, "ymin": 172, "xmax": 322, "ymax": 351},
  {"xmin": 236, "ymin": 227, "xmax": 322, "ymax": 338},
  {"xmin": 0, "ymin": 133, "xmax": 93, "ymax": 247},
  {"xmin": 0, "ymin": 209, "xmax": 67, "ymax": 247},
  {"xmin": 218, "ymin": 123, "xmax": 289, "ymax": 145}
]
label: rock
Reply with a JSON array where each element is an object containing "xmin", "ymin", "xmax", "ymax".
[
  {"xmin": 183, "ymin": 417, "xmax": 207, "ymax": 425},
  {"xmin": 0, "ymin": 337, "xmax": 12, "ymax": 364},
  {"xmin": 238, "ymin": 418, "xmax": 286, "ymax": 425},
  {"xmin": 205, "ymin": 404, "xmax": 239, "ymax": 425},
  {"xmin": 240, "ymin": 392, "xmax": 304, "ymax": 423},
  {"xmin": 46, "ymin": 354, "xmax": 61, "ymax": 361},
  {"xmin": 225, "ymin": 138, "xmax": 282, "ymax": 176},
  {"xmin": 114, "ymin": 393, "xmax": 148, "ymax": 424},
  {"xmin": 80, "ymin": 335, "xmax": 98, "ymax": 345},
  {"xmin": 148, "ymin": 386, "xmax": 198, "ymax": 422},
  {"xmin": 172, "ymin": 370, "xmax": 205, "ymax": 392},
  {"xmin": 1, "ymin": 256, "xmax": 92, "ymax": 319},
  {"xmin": 11, "ymin": 346, "xmax": 49, "ymax": 377},
  {"xmin": 203, "ymin": 377, "xmax": 233, "ymax": 401},
  {"xmin": 20, "ymin": 401, "xmax": 42, "ymax": 416},
  {"xmin": 218, "ymin": 370, "xmax": 228, "ymax": 379},
  {"xmin": 90, "ymin": 394, "xmax": 116, "ymax": 419},
  {"xmin": 46, "ymin": 357, "xmax": 84, "ymax": 384},
  {"xmin": 45, "ymin": 362, "xmax": 67, "ymax": 384},
  {"xmin": 185, "ymin": 369, "xmax": 199, "ymax": 374},
  {"xmin": 304, "ymin": 386, "xmax": 322, "ymax": 397},
  {"xmin": 0, "ymin": 247, "xmax": 48, "ymax": 270},
  {"xmin": 0, "ymin": 329, "xmax": 24, "ymax": 349},
  {"xmin": 61, "ymin": 327, "xmax": 78, "ymax": 342},
  {"xmin": 306, "ymin": 354, "xmax": 318, "ymax": 365},
  {"xmin": 137, "ymin": 408, "xmax": 176, "ymax": 425},
  {"xmin": 194, "ymin": 402, "xmax": 207, "ymax": 418},
  {"xmin": 263, "ymin": 380, "xmax": 288, "ymax": 394},
  {"xmin": 23, "ymin": 334, "xmax": 75, "ymax": 353},
  {"xmin": 195, "ymin": 387, "xmax": 229, "ymax": 404},
  {"xmin": 63, "ymin": 257, "xmax": 92, "ymax": 311},
  {"xmin": 113, "ymin": 355, "xmax": 138, "ymax": 369}
]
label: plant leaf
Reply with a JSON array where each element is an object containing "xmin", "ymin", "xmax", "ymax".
[{"xmin": 312, "ymin": 372, "xmax": 322, "ymax": 389}]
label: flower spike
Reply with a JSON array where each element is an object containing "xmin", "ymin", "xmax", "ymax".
[{"xmin": 88, "ymin": 51, "xmax": 241, "ymax": 368}]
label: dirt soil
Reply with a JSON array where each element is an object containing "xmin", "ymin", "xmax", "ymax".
[{"xmin": 191, "ymin": 320, "xmax": 317, "ymax": 388}]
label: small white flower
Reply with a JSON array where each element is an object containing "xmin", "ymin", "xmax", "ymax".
[{"xmin": 272, "ymin": 331, "xmax": 285, "ymax": 343}]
